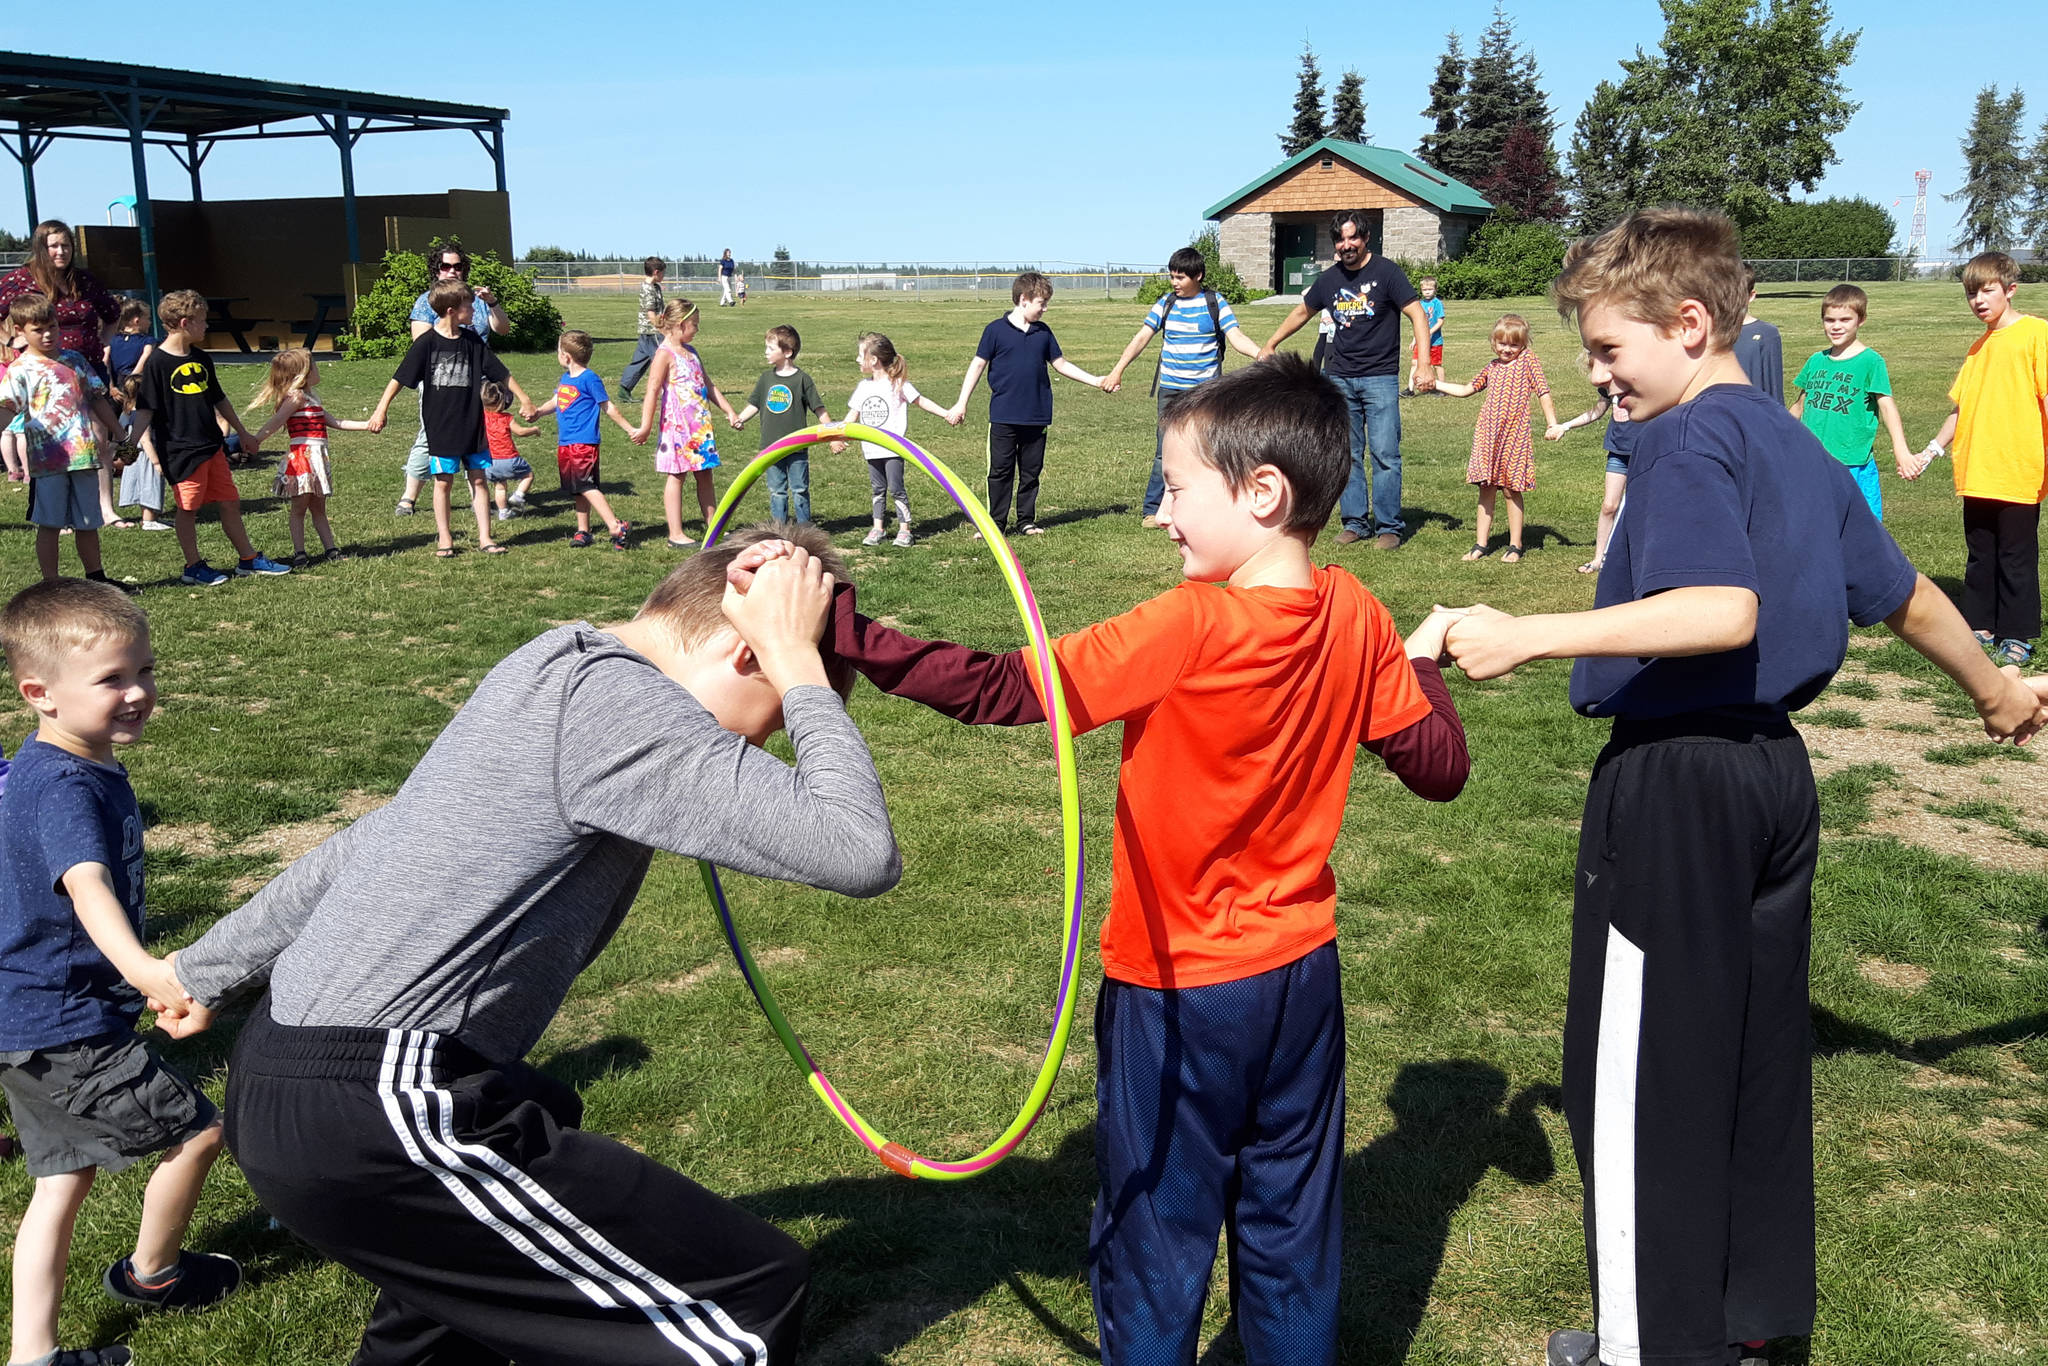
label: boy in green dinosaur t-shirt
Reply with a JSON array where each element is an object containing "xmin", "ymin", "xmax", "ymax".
[{"xmin": 1791, "ymin": 284, "xmax": 1913, "ymax": 520}]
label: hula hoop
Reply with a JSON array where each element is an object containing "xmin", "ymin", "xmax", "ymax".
[{"xmin": 699, "ymin": 422, "xmax": 1085, "ymax": 1181}]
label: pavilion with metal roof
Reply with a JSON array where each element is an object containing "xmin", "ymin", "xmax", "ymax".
[{"xmin": 0, "ymin": 52, "xmax": 509, "ymax": 306}]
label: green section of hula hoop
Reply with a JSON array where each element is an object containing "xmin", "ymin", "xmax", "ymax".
[{"xmin": 700, "ymin": 423, "xmax": 1084, "ymax": 1179}]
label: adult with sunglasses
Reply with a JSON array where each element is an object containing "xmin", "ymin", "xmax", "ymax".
[{"xmin": 395, "ymin": 246, "xmax": 516, "ymax": 515}]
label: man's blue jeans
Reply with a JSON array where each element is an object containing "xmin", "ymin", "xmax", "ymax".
[
  {"xmin": 764, "ymin": 453, "xmax": 810, "ymax": 524},
  {"xmin": 1330, "ymin": 373, "xmax": 1403, "ymax": 538}
]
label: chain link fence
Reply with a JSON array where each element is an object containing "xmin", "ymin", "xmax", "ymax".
[
  {"xmin": 1747, "ymin": 257, "xmax": 1964, "ymax": 283},
  {"xmin": 515, "ymin": 259, "xmax": 1161, "ymax": 298}
]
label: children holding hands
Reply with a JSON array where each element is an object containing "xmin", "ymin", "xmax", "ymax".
[
  {"xmin": 1436, "ymin": 314, "xmax": 1558, "ymax": 563},
  {"xmin": 734, "ymin": 353, "xmax": 1469, "ymax": 1364},
  {"xmin": 533, "ymin": 328, "xmax": 636, "ymax": 549},
  {"xmin": 1436, "ymin": 208, "xmax": 2043, "ymax": 1366},
  {"xmin": 731, "ymin": 324, "xmax": 830, "ymax": 525},
  {"xmin": 1, "ymin": 580, "xmax": 241, "ymax": 1366}
]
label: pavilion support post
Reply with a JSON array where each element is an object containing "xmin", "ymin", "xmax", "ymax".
[
  {"xmin": 332, "ymin": 114, "xmax": 362, "ymax": 264},
  {"xmin": 491, "ymin": 123, "xmax": 506, "ymax": 193},
  {"xmin": 125, "ymin": 89, "xmax": 160, "ymax": 313},
  {"xmin": 16, "ymin": 129, "xmax": 38, "ymax": 226},
  {"xmin": 186, "ymin": 133, "xmax": 204, "ymax": 201}
]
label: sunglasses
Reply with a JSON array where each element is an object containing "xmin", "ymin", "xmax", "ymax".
[{"xmin": 438, "ymin": 261, "xmax": 468, "ymax": 273}]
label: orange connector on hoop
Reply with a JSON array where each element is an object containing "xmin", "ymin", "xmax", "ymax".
[{"xmin": 879, "ymin": 1142, "xmax": 920, "ymax": 1179}]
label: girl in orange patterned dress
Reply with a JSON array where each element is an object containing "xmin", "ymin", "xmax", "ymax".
[
  {"xmin": 248, "ymin": 348, "xmax": 369, "ymax": 566},
  {"xmin": 1439, "ymin": 313, "xmax": 1559, "ymax": 564}
]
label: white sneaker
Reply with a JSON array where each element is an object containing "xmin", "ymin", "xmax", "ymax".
[
  {"xmin": 862, "ymin": 525, "xmax": 885, "ymax": 545},
  {"xmin": 893, "ymin": 527, "xmax": 914, "ymax": 547}
]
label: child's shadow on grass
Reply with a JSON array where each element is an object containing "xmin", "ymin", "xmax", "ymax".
[
  {"xmin": 746, "ymin": 1059, "xmax": 1558, "ymax": 1366},
  {"xmin": 1813, "ymin": 1002, "xmax": 2048, "ymax": 1064}
]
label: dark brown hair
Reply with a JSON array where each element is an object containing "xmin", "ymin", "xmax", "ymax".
[
  {"xmin": 1822, "ymin": 284, "xmax": 1868, "ymax": 320},
  {"xmin": 27, "ymin": 220, "xmax": 80, "ymax": 303},
  {"xmin": 766, "ymin": 325, "xmax": 801, "ymax": 359},
  {"xmin": 428, "ymin": 280, "xmax": 474, "ymax": 317},
  {"xmin": 1159, "ymin": 353, "xmax": 1349, "ymax": 535},
  {"xmin": 1011, "ymin": 272, "xmax": 1052, "ymax": 304}
]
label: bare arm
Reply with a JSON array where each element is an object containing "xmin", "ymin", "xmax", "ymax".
[
  {"xmin": 366, "ymin": 378, "xmax": 406, "ymax": 432},
  {"xmin": 1050, "ymin": 355, "xmax": 1105, "ymax": 388},
  {"xmin": 1548, "ymin": 394, "xmax": 1610, "ymax": 440},
  {"xmin": 1789, "ymin": 391, "xmax": 1805, "ymax": 421},
  {"xmin": 213, "ymin": 396, "xmax": 257, "ymax": 446},
  {"xmin": 508, "ymin": 418, "xmax": 543, "ymax": 438},
  {"xmin": 1538, "ymin": 390, "xmax": 1560, "ymax": 428},
  {"xmin": 1886, "ymin": 572, "xmax": 2042, "ymax": 741},
  {"xmin": 131, "ymin": 407, "xmax": 161, "ymax": 469},
  {"xmin": 602, "ymin": 399, "xmax": 636, "ymax": 436},
  {"xmin": 1226, "ymin": 324, "xmax": 1262, "ymax": 359},
  {"xmin": 1401, "ymin": 300, "xmax": 1435, "ymax": 392},
  {"xmin": 1875, "ymin": 394, "xmax": 1912, "ymax": 469},
  {"xmin": 1103, "ymin": 321, "xmax": 1160, "ymax": 392},
  {"xmin": 913, "ymin": 394, "xmax": 952, "ymax": 419},
  {"xmin": 950, "ymin": 356, "xmax": 989, "ymax": 417},
  {"xmin": 248, "ymin": 390, "xmax": 305, "ymax": 448},
  {"xmin": 631, "ymin": 350, "xmax": 673, "ymax": 442},
  {"xmin": 503, "ymin": 376, "xmax": 536, "ymax": 421},
  {"xmin": 63, "ymin": 863, "xmax": 186, "ymax": 1010},
  {"xmin": 409, "ymin": 319, "xmax": 433, "ymax": 340},
  {"xmin": 1259, "ymin": 301, "xmax": 1315, "ymax": 358},
  {"xmin": 1444, "ymin": 586, "xmax": 1761, "ymax": 681},
  {"xmin": 732, "ymin": 403, "xmax": 759, "ymax": 428}
]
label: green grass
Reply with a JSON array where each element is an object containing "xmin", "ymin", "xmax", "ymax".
[{"xmin": 2, "ymin": 283, "xmax": 2044, "ymax": 1364}]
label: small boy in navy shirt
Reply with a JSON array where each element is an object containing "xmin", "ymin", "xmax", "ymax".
[
  {"xmin": 946, "ymin": 272, "xmax": 1106, "ymax": 535},
  {"xmin": 0, "ymin": 580, "xmax": 241, "ymax": 1366},
  {"xmin": 1444, "ymin": 208, "xmax": 2043, "ymax": 1366}
]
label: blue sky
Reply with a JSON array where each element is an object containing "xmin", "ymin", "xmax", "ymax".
[{"xmin": 8, "ymin": 0, "xmax": 2038, "ymax": 263}]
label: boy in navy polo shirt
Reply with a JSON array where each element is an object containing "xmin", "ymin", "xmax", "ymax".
[
  {"xmin": 946, "ymin": 271, "xmax": 1107, "ymax": 535},
  {"xmin": 1444, "ymin": 209, "xmax": 2044, "ymax": 1366},
  {"xmin": 0, "ymin": 580, "xmax": 241, "ymax": 1366}
]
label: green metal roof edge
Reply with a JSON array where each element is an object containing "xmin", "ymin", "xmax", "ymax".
[{"xmin": 1204, "ymin": 138, "xmax": 1492, "ymax": 220}]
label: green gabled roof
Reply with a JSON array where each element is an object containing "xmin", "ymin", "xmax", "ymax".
[{"xmin": 1204, "ymin": 138, "xmax": 1492, "ymax": 220}]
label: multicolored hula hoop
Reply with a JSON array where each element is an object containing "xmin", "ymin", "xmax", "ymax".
[{"xmin": 699, "ymin": 422, "xmax": 1085, "ymax": 1181}]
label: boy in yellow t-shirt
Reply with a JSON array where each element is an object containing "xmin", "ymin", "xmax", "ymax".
[{"xmin": 1910, "ymin": 251, "xmax": 2048, "ymax": 665}]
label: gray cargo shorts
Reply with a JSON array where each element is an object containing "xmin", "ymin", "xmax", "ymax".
[{"xmin": 0, "ymin": 1030, "xmax": 218, "ymax": 1177}]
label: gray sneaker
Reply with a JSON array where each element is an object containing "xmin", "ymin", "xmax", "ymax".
[{"xmin": 1546, "ymin": 1329, "xmax": 1598, "ymax": 1366}]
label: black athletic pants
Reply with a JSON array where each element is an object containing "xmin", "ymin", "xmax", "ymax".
[
  {"xmin": 1565, "ymin": 716, "xmax": 1819, "ymax": 1366},
  {"xmin": 226, "ymin": 1005, "xmax": 808, "ymax": 1366},
  {"xmin": 987, "ymin": 422, "xmax": 1048, "ymax": 528},
  {"xmin": 1961, "ymin": 496, "xmax": 2041, "ymax": 643}
]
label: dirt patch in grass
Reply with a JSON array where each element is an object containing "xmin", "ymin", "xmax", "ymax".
[
  {"xmin": 1858, "ymin": 957, "xmax": 1932, "ymax": 992},
  {"xmin": 1968, "ymin": 1117, "xmax": 2035, "ymax": 1157},
  {"xmin": 656, "ymin": 945, "xmax": 807, "ymax": 994},
  {"xmin": 1801, "ymin": 669, "xmax": 2048, "ymax": 871}
]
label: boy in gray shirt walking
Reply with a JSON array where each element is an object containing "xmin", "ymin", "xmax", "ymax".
[{"xmin": 161, "ymin": 523, "xmax": 899, "ymax": 1366}]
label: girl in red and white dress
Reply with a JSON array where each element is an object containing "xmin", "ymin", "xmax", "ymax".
[{"xmin": 248, "ymin": 348, "xmax": 369, "ymax": 566}]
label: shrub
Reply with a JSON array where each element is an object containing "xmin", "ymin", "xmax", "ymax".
[
  {"xmin": 1741, "ymin": 198, "xmax": 1896, "ymax": 262},
  {"xmin": 1415, "ymin": 215, "xmax": 1569, "ymax": 300},
  {"xmin": 344, "ymin": 239, "xmax": 563, "ymax": 359}
]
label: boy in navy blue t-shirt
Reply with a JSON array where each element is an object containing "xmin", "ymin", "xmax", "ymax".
[
  {"xmin": 0, "ymin": 580, "xmax": 241, "ymax": 1366},
  {"xmin": 1444, "ymin": 210, "xmax": 2044, "ymax": 1366},
  {"xmin": 946, "ymin": 272, "xmax": 1106, "ymax": 535}
]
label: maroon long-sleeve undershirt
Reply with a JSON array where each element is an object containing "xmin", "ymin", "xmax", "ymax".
[{"xmin": 826, "ymin": 585, "xmax": 1470, "ymax": 801}]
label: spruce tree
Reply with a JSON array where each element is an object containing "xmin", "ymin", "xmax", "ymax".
[
  {"xmin": 1416, "ymin": 32, "xmax": 1465, "ymax": 168},
  {"xmin": 2021, "ymin": 111, "xmax": 2048, "ymax": 258},
  {"xmin": 1280, "ymin": 43, "xmax": 1329, "ymax": 157},
  {"xmin": 1330, "ymin": 69, "xmax": 1368, "ymax": 144},
  {"xmin": 1432, "ymin": 6, "xmax": 1556, "ymax": 188},
  {"xmin": 1948, "ymin": 86, "xmax": 2029, "ymax": 253},
  {"xmin": 1566, "ymin": 79, "xmax": 1644, "ymax": 235}
]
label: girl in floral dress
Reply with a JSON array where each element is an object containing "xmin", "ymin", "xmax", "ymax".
[
  {"xmin": 630, "ymin": 299, "xmax": 738, "ymax": 547},
  {"xmin": 1439, "ymin": 314, "xmax": 1559, "ymax": 564},
  {"xmin": 248, "ymin": 348, "xmax": 367, "ymax": 565}
]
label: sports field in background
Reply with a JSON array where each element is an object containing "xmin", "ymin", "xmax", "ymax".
[{"xmin": 0, "ymin": 282, "xmax": 2042, "ymax": 1364}]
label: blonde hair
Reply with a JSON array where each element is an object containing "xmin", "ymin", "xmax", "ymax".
[
  {"xmin": 636, "ymin": 524, "xmax": 854, "ymax": 697},
  {"xmin": 1491, "ymin": 314, "xmax": 1532, "ymax": 349},
  {"xmin": 157, "ymin": 289, "xmax": 207, "ymax": 330},
  {"xmin": 659, "ymin": 298, "xmax": 700, "ymax": 333},
  {"xmin": 1, "ymin": 579, "xmax": 149, "ymax": 682},
  {"xmin": 1962, "ymin": 252, "xmax": 2018, "ymax": 295},
  {"xmin": 251, "ymin": 348, "xmax": 316, "ymax": 411},
  {"xmin": 857, "ymin": 332, "xmax": 908, "ymax": 394},
  {"xmin": 1551, "ymin": 207, "xmax": 1747, "ymax": 351}
]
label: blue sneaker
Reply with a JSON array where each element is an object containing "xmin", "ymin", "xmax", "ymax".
[
  {"xmin": 236, "ymin": 554, "xmax": 292, "ymax": 577},
  {"xmin": 179, "ymin": 562, "xmax": 229, "ymax": 587}
]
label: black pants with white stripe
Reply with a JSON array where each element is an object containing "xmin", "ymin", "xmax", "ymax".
[
  {"xmin": 225, "ymin": 1005, "xmax": 808, "ymax": 1366},
  {"xmin": 1565, "ymin": 717, "xmax": 1819, "ymax": 1366}
]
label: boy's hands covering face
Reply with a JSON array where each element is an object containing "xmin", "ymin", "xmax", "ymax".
[{"xmin": 722, "ymin": 547, "xmax": 834, "ymax": 692}]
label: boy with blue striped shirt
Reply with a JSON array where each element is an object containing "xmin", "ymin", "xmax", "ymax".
[{"xmin": 1104, "ymin": 247, "xmax": 1260, "ymax": 527}]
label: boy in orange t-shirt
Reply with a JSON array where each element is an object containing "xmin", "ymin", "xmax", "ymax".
[
  {"xmin": 1909, "ymin": 251, "xmax": 2048, "ymax": 665},
  {"xmin": 730, "ymin": 353, "xmax": 1469, "ymax": 1364}
]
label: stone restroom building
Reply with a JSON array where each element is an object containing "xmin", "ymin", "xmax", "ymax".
[{"xmin": 1209, "ymin": 138, "xmax": 1492, "ymax": 293}]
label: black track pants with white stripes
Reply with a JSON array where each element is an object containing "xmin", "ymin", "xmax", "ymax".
[
  {"xmin": 1564, "ymin": 717, "xmax": 1819, "ymax": 1366},
  {"xmin": 225, "ymin": 1005, "xmax": 808, "ymax": 1366}
]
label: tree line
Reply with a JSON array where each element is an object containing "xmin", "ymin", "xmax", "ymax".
[{"xmin": 1950, "ymin": 87, "xmax": 2048, "ymax": 257}]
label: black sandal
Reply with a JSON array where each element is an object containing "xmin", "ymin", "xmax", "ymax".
[
  {"xmin": 1461, "ymin": 543, "xmax": 1492, "ymax": 561},
  {"xmin": 1501, "ymin": 544, "xmax": 1525, "ymax": 563}
]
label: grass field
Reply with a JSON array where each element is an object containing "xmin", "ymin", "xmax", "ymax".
[{"xmin": 1, "ymin": 281, "xmax": 2044, "ymax": 1365}]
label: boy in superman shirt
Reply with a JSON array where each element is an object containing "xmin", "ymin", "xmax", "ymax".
[
  {"xmin": 533, "ymin": 329, "xmax": 636, "ymax": 548},
  {"xmin": 731, "ymin": 353, "xmax": 1469, "ymax": 1365}
]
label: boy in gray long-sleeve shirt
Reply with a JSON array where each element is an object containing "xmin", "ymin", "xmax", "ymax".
[{"xmin": 159, "ymin": 524, "xmax": 897, "ymax": 1366}]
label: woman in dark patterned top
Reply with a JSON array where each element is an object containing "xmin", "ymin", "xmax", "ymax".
[{"xmin": 0, "ymin": 220, "xmax": 122, "ymax": 379}]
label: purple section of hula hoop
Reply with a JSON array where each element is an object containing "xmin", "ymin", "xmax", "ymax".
[{"xmin": 707, "ymin": 425, "xmax": 1086, "ymax": 1174}]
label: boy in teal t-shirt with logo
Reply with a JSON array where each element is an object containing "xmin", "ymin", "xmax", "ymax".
[
  {"xmin": 1791, "ymin": 284, "xmax": 1913, "ymax": 519},
  {"xmin": 731, "ymin": 324, "xmax": 829, "ymax": 524}
]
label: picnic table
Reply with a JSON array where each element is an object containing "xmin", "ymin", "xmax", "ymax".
[
  {"xmin": 204, "ymin": 297, "xmax": 255, "ymax": 353},
  {"xmin": 294, "ymin": 293, "xmax": 347, "ymax": 351}
]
